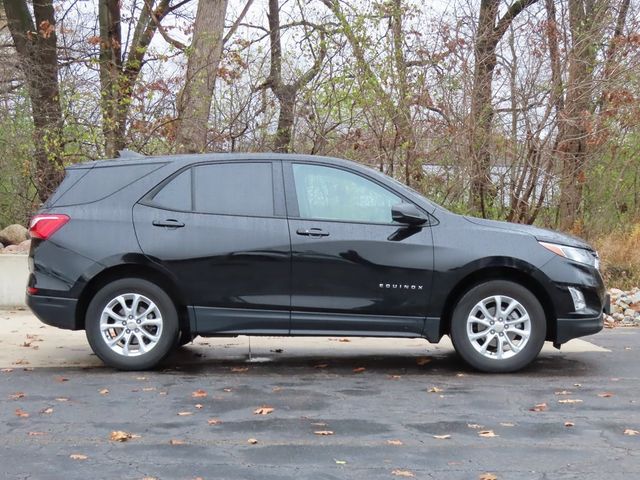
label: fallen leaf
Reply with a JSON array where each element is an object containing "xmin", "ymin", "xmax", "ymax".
[
  {"xmin": 99, "ymin": 389, "xmax": 109, "ymax": 395},
  {"xmin": 28, "ymin": 431, "xmax": 46, "ymax": 436},
  {"xmin": 388, "ymin": 375, "xmax": 402, "ymax": 380},
  {"xmin": 55, "ymin": 397, "xmax": 69, "ymax": 402},
  {"xmin": 207, "ymin": 418, "xmax": 222, "ymax": 425},
  {"xmin": 353, "ymin": 367, "xmax": 366, "ymax": 373},
  {"xmin": 338, "ymin": 338, "xmax": 350, "ymax": 342},
  {"xmin": 314, "ymin": 363, "xmax": 328, "ymax": 369},
  {"xmin": 142, "ymin": 387, "xmax": 156, "ymax": 392},
  {"xmin": 500, "ymin": 422, "xmax": 515, "ymax": 427},
  {"xmin": 555, "ymin": 390, "xmax": 572, "ymax": 396},
  {"xmin": 177, "ymin": 411, "xmax": 193, "ymax": 416},
  {"xmin": 192, "ymin": 389, "xmax": 208, "ymax": 398},
  {"xmin": 195, "ymin": 404, "xmax": 203, "ymax": 409},
  {"xmin": 391, "ymin": 470, "xmax": 415, "ymax": 478},
  {"xmin": 314, "ymin": 430, "xmax": 334, "ymax": 435},
  {"xmin": 479, "ymin": 430, "xmax": 498, "ymax": 438},
  {"xmin": 387, "ymin": 439, "xmax": 403, "ymax": 446},
  {"xmin": 456, "ymin": 373, "xmax": 465, "ymax": 377},
  {"xmin": 231, "ymin": 367, "xmax": 249, "ymax": 373},
  {"xmin": 433, "ymin": 434, "xmax": 451, "ymax": 440},
  {"xmin": 169, "ymin": 439, "xmax": 186, "ymax": 445},
  {"xmin": 624, "ymin": 429, "xmax": 639, "ymax": 436},
  {"xmin": 335, "ymin": 460, "xmax": 347, "ymax": 464},
  {"xmin": 564, "ymin": 421, "xmax": 575, "ymax": 427},
  {"xmin": 69, "ymin": 454, "xmax": 87, "ymax": 460},
  {"xmin": 136, "ymin": 376, "xmax": 147, "ymax": 381},
  {"xmin": 55, "ymin": 376, "xmax": 69, "ymax": 383},
  {"xmin": 15, "ymin": 408, "xmax": 29, "ymax": 418},
  {"xmin": 254, "ymin": 406, "xmax": 274, "ymax": 415},
  {"xmin": 41, "ymin": 407, "xmax": 53, "ymax": 415},
  {"xmin": 10, "ymin": 392, "xmax": 25, "ymax": 400},
  {"xmin": 530, "ymin": 403, "xmax": 547, "ymax": 412},
  {"xmin": 247, "ymin": 438, "xmax": 258, "ymax": 444},
  {"xmin": 14, "ymin": 359, "xmax": 30, "ymax": 365},
  {"xmin": 598, "ymin": 392, "xmax": 614, "ymax": 398},
  {"xmin": 416, "ymin": 356, "xmax": 432, "ymax": 366},
  {"xmin": 428, "ymin": 386, "xmax": 443, "ymax": 393},
  {"xmin": 1, "ymin": 368, "xmax": 13, "ymax": 373},
  {"xmin": 223, "ymin": 388, "xmax": 233, "ymax": 392},
  {"xmin": 574, "ymin": 383, "xmax": 582, "ymax": 387},
  {"xmin": 110, "ymin": 431, "xmax": 136, "ymax": 442},
  {"xmin": 558, "ymin": 399, "xmax": 583, "ymax": 404},
  {"xmin": 311, "ymin": 422, "xmax": 327, "ymax": 426},
  {"xmin": 467, "ymin": 423, "xmax": 484, "ymax": 429},
  {"xmin": 272, "ymin": 386, "xmax": 282, "ymax": 392},
  {"xmin": 479, "ymin": 474, "xmax": 498, "ymax": 480}
]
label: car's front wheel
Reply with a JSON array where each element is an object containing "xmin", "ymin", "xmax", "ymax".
[
  {"xmin": 85, "ymin": 278, "xmax": 179, "ymax": 370},
  {"xmin": 450, "ymin": 280, "xmax": 546, "ymax": 373}
]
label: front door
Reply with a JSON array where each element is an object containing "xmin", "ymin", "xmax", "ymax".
[
  {"xmin": 133, "ymin": 160, "xmax": 291, "ymax": 334},
  {"xmin": 285, "ymin": 162, "xmax": 433, "ymax": 336}
]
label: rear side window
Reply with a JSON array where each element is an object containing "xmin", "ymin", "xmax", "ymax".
[
  {"xmin": 194, "ymin": 162, "xmax": 274, "ymax": 216},
  {"xmin": 149, "ymin": 169, "xmax": 192, "ymax": 211},
  {"xmin": 50, "ymin": 163, "xmax": 163, "ymax": 207}
]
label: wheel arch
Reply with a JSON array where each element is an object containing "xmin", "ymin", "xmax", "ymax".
[
  {"xmin": 438, "ymin": 265, "xmax": 556, "ymax": 341},
  {"xmin": 74, "ymin": 261, "xmax": 191, "ymax": 335}
]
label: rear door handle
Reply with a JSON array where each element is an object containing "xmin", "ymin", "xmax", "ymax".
[
  {"xmin": 296, "ymin": 228, "xmax": 329, "ymax": 237},
  {"xmin": 152, "ymin": 219, "xmax": 185, "ymax": 228}
]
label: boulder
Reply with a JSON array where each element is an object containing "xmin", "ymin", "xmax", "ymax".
[{"xmin": 0, "ymin": 224, "xmax": 28, "ymax": 246}]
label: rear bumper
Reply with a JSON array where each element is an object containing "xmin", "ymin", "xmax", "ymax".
[
  {"xmin": 555, "ymin": 313, "xmax": 604, "ymax": 344},
  {"xmin": 26, "ymin": 294, "xmax": 80, "ymax": 330}
]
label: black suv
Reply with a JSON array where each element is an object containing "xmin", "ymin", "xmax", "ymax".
[{"xmin": 26, "ymin": 153, "xmax": 608, "ymax": 372}]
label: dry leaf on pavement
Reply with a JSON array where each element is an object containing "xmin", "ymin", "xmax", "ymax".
[
  {"xmin": 555, "ymin": 390, "xmax": 571, "ymax": 396},
  {"xmin": 416, "ymin": 357, "xmax": 432, "ymax": 366},
  {"xmin": 169, "ymin": 439, "xmax": 186, "ymax": 445},
  {"xmin": 254, "ymin": 406, "xmax": 274, "ymax": 415},
  {"xmin": 564, "ymin": 421, "xmax": 575, "ymax": 427},
  {"xmin": 192, "ymin": 389, "xmax": 207, "ymax": 398},
  {"xmin": 69, "ymin": 454, "xmax": 87, "ymax": 460},
  {"xmin": 15, "ymin": 408, "xmax": 29, "ymax": 418},
  {"xmin": 530, "ymin": 403, "xmax": 547, "ymax": 412},
  {"xmin": 467, "ymin": 423, "xmax": 484, "ymax": 429},
  {"xmin": 428, "ymin": 386, "xmax": 443, "ymax": 393},
  {"xmin": 433, "ymin": 434, "xmax": 451, "ymax": 440},
  {"xmin": 231, "ymin": 367, "xmax": 249, "ymax": 373},
  {"xmin": 387, "ymin": 440, "xmax": 403, "ymax": 446},
  {"xmin": 99, "ymin": 389, "xmax": 109, "ymax": 395},
  {"xmin": 208, "ymin": 418, "xmax": 222, "ymax": 425},
  {"xmin": 41, "ymin": 407, "xmax": 53, "ymax": 415},
  {"xmin": 10, "ymin": 392, "xmax": 25, "ymax": 400},
  {"xmin": 314, "ymin": 363, "xmax": 328, "ymax": 369},
  {"xmin": 479, "ymin": 473, "xmax": 498, "ymax": 480},
  {"xmin": 110, "ymin": 431, "xmax": 137, "ymax": 442},
  {"xmin": 353, "ymin": 367, "xmax": 366, "ymax": 373},
  {"xmin": 391, "ymin": 470, "xmax": 415, "ymax": 477},
  {"xmin": 177, "ymin": 411, "xmax": 193, "ymax": 416},
  {"xmin": 479, "ymin": 430, "xmax": 498, "ymax": 438},
  {"xmin": 558, "ymin": 399, "xmax": 583, "ymax": 404},
  {"xmin": 247, "ymin": 438, "xmax": 258, "ymax": 444},
  {"xmin": 314, "ymin": 430, "xmax": 334, "ymax": 435},
  {"xmin": 624, "ymin": 429, "xmax": 639, "ymax": 436},
  {"xmin": 597, "ymin": 392, "xmax": 614, "ymax": 398}
]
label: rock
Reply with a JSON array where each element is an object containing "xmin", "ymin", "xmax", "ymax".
[
  {"xmin": 0, "ymin": 242, "xmax": 4, "ymax": 250},
  {"xmin": 612, "ymin": 312, "xmax": 625, "ymax": 321},
  {"xmin": 0, "ymin": 224, "xmax": 28, "ymax": 246},
  {"xmin": 630, "ymin": 291, "xmax": 640, "ymax": 304},
  {"xmin": 2, "ymin": 244, "xmax": 22, "ymax": 253},
  {"xmin": 624, "ymin": 308, "xmax": 637, "ymax": 318},
  {"xmin": 610, "ymin": 288, "xmax": 624, "ymax": 296}
]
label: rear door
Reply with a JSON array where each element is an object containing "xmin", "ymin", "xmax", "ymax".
[
  {"xmin": 285, "ymin": 161, "xmax": 434, "ymax": 336},
  {"xmin": 133, "ymin": 160, "xmax": 291, "ymax": 334}
]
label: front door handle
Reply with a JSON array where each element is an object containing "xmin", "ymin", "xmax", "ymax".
[
  {"xmin": 296, "ymin": 227, "xmax": 329, "ymax": 237},
  {"xmin": 152, "ymin": 219, "xmax": 185, "ymax": 229}
]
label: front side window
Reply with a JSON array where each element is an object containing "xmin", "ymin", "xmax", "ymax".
[
  {"xmin": 194, "ymin": 162, "xmax": 274, "ymax": 216},
  {"xmin": 292, "ymin": 163, "xmax": 402, "ymax": 223}
]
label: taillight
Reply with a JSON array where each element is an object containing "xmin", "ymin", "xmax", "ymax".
[{"xmin": 29, "ymin": 214, "xmax": 70, "ymax": 240}]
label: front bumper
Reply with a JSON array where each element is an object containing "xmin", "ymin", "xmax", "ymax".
[
  {"xmin": 555, "ymin": 313, "xmax": 604, "ymax": 344},
  {"xmin": 26, "ymin": 294, "xmax": 80, "ymax": 330}
]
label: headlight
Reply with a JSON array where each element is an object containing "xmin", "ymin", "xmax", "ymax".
[{"xmin": 539, "ymin": 241, "xmax": 599, "ymax": 268}]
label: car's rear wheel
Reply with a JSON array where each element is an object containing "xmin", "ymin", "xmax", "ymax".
[
  {"xmin": 85, "ymin": 278, "xmax": 179, "ymax": 370},
  {"xmin": 450, "ymin": 280, "xmax": 546, "ymax": 373}
]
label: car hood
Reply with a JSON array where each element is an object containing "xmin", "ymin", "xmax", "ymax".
[{"xmin": 463, "ymin": 216, "xmax": 593, "ymax": 250}]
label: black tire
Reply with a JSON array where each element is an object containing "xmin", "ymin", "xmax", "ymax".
[
  {"xmin": 85, "ymin": 278, "xmax": 179, "ymax": 370},
  {"xmin": 450, "ymin": 280, "xmax": 546, "ymax": 373}
]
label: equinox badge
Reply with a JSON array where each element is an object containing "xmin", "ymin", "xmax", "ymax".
[{"xmin": 379, "ymin": 283, "xmax": 423, "ymax": 290}]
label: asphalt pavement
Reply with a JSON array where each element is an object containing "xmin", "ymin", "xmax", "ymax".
[{"xmin": 1, "ymin": 309, "xmax": 638, "ymax": 480}]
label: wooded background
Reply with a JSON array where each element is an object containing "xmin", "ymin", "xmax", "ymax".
[{"xmin": 0, "ymin": 0, "xmax": 638, "ymax": 243}]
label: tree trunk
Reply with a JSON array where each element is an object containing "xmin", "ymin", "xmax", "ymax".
[
  {"xmin": 3, "ymin": 0, "xmax": 64, "ymax": 202},
  {"xmin": 175, "ymin": 0, "xmax": 228, "ymax": 153},
  {"xmin": 556, "ymin": 0, "xmax": 607, "ymax": 231},
  {"xmin": 468, "ymin": 0, "xmax": 538, "ymax": 217}
]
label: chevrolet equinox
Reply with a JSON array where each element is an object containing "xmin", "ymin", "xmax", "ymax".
[{"xmin": 26, "ymin": 153, "xmax": 608, "ymax": 372}]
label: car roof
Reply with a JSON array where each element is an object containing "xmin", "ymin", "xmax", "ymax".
[{"xmin": 67, "ymin": 152, "xmax": 356, "ymax": 170}]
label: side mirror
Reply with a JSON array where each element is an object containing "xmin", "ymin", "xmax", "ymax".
[{"xmin": 392, "ymin": 203, "xmax": 428, "ymax": 226}]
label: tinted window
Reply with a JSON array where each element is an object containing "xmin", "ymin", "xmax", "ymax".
[
  {"xmin": 194, "ymin": 162, "xmax": 274, "ymax": 216},
  {"xmin": 150, "ymin": 169, "xmax": 192, "ymax": 211},
  {"xmin": 292, "ymin": 163, "xmax": 402, "ymax": 223}
]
